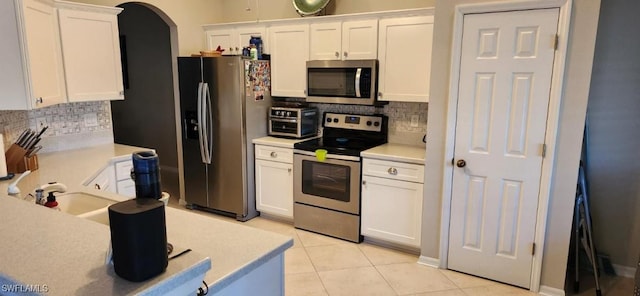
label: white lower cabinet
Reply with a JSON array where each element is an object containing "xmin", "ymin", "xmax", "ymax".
[
  {"xmin": 85, "ymin": 158, "xmax": 135, "ymax": 197},
  {"xmin": 361, "ymin": 159, "xmax": 424, "ymax": 248},
  {"xmin": 254, "ymin": 145, "xmax": 294, "ymax": 219}
]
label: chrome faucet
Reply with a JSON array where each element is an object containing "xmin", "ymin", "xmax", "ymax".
[{"xmin": 35, "ymin": 182, "xmax": 67, "ymax": 205}]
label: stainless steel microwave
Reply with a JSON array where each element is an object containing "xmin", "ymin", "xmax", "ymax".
[{"xmin": 306, "ymin": 60, "xmax": 379, "ymax": 105}]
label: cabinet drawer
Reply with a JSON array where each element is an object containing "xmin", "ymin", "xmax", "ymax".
[
  {"xmin": 255, "ymin": 145, "xmax": 293, "ymax": 163},
  {"xmin": 114, "ymin": 160, "xmax": 133, "ymax": 181},
  {"xmin": 363, "ymin": 158, "xmax": 424, "ymax": 183}
]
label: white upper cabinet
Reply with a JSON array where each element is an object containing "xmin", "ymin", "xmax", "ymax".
[
  {"xmin": 205, "ymin": 25, "xmax": 268, "ymax": 56},
  {"xmin": 309, "ymin": 19, "xmax": 377, "ymax": 60},
  {"xmin": 269, "ymin": 23, "xmax": 309, "ymax": 97},
  {"xmin": 57, "ymin": 1, "xmax": 124, "ymax": 102},
  {"xmin": 206, "ymin": 28, "xmax": 235, "ymax": 55},
  {"xmin": 0, "ymin": 0, "xmax": 66, "ymax": 110},
  {"xmin": 378, "ymin": 15, "xmax": 434, "ymax": 102}
]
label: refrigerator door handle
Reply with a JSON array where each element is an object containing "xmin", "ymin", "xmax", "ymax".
[
  {"xmin": 197, "ymin": 82, "xmax": 207, "ymax": 164},
  {"xmin": 203, "ymin": 82, "xmax": 214, "ymax": 165}
]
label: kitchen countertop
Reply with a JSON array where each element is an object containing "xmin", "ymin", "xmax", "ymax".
[
  {"xmin": 252, "ymin": 136, "xmax": 315, "ymax": 148},
  {"xmin": 361, "ymin": 143, "xmax": 426, "ymax": 164},
  {"xmin": 0, "ymin": 143, "xmax": 293, "ymax": 295}
]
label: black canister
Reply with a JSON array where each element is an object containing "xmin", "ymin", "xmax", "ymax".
[{"xmin": 131, "ymin": 151, "xmax": 162, "ymax": 199}]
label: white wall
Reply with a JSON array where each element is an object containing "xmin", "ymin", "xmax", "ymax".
[
  {"xmin": 216, "ymin": 0, "xmax": 435, "ymax": 22},
  {"xmin": 67, "ymin": 0, "xmax": 223, "ymax": 56},
  {"xmin": 425, "ymin": 0, "xmax": 601, "ymax": 290}
]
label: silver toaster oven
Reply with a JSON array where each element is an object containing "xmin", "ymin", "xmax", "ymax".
[{"xmin": 268, "ymin": 107, "xmax": 318, "ymax": 139}]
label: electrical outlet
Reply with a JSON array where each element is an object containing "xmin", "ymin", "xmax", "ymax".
[
  {"xmin": 410, "ymin": 115, "xmax": 420, "ymax": 127},
  {"xmin": 83, "ymin": 113, "xmax": 98, "ymax": 127},
  {"xmin": 35, "ymin": 117, "xmax": 48, "ymax": 132}
]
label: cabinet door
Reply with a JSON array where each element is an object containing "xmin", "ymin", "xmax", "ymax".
[
  {"xmin": 206, "ymin": 28, "xmax": 237, "ymax": 55},
  {"xmin": 378, "ymin": 16, "xmax": 433, "ymax": 102},
  {"xmin": 269, "ymin": 24, "xmax": 309, "ymax": 97},
  {"xmin": 58, "ymin": 8, "xmax": 123, "ymax": 102},
  {"xmin": 88, "ymin": 166, "xmax": 115, "ymax": 193},
  {"xmin": 21, "ymin": 0, "xmax": 66, "ymax": 108},
  {"xmin": 309, "ymin": 22, "xmax": 341, "ymax": 60},
  {"xmin": 361, "ymin": 175, "xmax": 423, "ymax": 248},
  {"xmin": 236, "ymin": 26, "xmax": 268, "ymax": 54},
  {"xmin": 117, "ymin": 179, "xmax": 136, "ymax": 198},
  {"xmin": 255, "ymin": 159, "xmax": 293, "ymax": 219},
  {"xmin": 342, "ymin": 19, "xmax": 378, "ymax": 60}
]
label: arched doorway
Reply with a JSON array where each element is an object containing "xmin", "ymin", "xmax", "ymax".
[{"xmin": 111, "ymin": 2, "xmax": 181, "ymax": 203}]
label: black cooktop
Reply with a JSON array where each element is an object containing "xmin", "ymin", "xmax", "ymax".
[{"xmin": 294, "ymin": 113, "xmax": 388, "ymax": 157}]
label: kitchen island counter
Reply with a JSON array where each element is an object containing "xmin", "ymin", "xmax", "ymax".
[{"xmin": 0, "ymin": 143, "xmax": 292, "ymax": 295}]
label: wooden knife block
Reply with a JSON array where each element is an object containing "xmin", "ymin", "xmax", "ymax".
[{"xmin": 4, "ymin": 144, "xmax": 37, "ymax": 173}]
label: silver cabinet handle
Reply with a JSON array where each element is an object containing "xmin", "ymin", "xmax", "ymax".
[
  {"xmin": 387, "ymin": 168, "xmax": 398, "ymax": 175},
  {"xmin": 35, "ymin": 97, "xmax": 43, "ymax": 104},
  {"xmin": 378, "ymin": 92, "xmax": 383, "ymax": 97},
  {"xmin": 335, "ymin": 51, "xmax": 339, "ymax": 57},
  {"xmin": 344, "ymin": 51, "xmax": 348, "ymax": 58},
  {"xmin": 270, "ymin": 151, "xmax": 277, "ymax": 158},
  {"xmin": 119, "ymin": 91, "xmax": 124, "ymax": 95},
  {"xmin": 94, "ymin": 184, "xmax": 101, "ymax": 190},
  {"xmin": 362, "ymin": 180, "xmax": 367, "ymax": 185},
  {"xmin": 287, "ymin": 168, "xmax": 292, "ymax": 173}
]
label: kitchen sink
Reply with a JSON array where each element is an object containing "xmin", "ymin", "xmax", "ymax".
[{"xmin": 55, "ymin": 192, "xmax": 114, "ymax": 216}]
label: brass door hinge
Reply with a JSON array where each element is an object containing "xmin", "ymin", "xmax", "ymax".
[
  {"xmin": 542, "ymin": 144, "xmax": 547, "ymax": 158},
  {"xmin": 553, "ymin": 34, "xmax": 559, "ymax": 50},
  {"xmin": 531, "ymin": 242, "xmax": 536, "ymax": 256}
]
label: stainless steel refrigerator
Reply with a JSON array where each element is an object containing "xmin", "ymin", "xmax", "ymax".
[{"xmin": 178, "ymin": 56, "xmax": 271, "ymax": 221}]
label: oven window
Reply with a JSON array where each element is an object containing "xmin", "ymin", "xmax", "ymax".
[{"xmin": 301, "ymin": 160, "xmax": 350, "ymax": 202}]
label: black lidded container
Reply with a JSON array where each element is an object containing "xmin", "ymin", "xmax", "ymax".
[
  {"xmin": 131, "ymin": 151, "xmax": 162, "ymax": 199},
  {"xmin": 108, "ymin": 198, "xmax": 168, "ymax": 282}
]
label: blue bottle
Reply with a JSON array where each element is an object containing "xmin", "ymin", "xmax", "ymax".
[{"xmin": 249, "ymin": 36, "xmax": 263, "ymax": 59}]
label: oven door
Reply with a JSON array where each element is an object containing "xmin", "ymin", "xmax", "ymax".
[{"xmin": 294, "ymin": 152, "xmax": 361, "ymax": 215}]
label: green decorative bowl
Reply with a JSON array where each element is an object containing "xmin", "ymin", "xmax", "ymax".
[{"xmin": 293, "ymin": 0, "xmax": 331, "ymax": 16}]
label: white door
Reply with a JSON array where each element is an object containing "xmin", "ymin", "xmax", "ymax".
[
  {"xmin": 448, "ymin": 9, "xmax": 559, "ymax": 288},
  {"xmin": 309, "ymin": 22, "xmax": 341, "ymax": 60},
  {"xmin": 361, "ymin": 175, "xmax": 423, "ymax": 248},
  {"xmin": 341, "ymin": 19, "xmax": 378, "ymax": 60},
  {"xmin": 378, "ymin": 16, "xmax": 433, "ymax": 102},
  {"xmin": 255, "ymin": 159, "xmax": 293, "ymax": 219},
  {"xmin": 236, "ymin": 26, "xmax": 267, "ymax": 54},
  {"xmin": 269, "ymin": 24, "xmax": 309, "ymax": 97},
  {"xmin": 58, "ymin": 8, "xmax": 123, "ymax": 102},
  {"xmin": 206, "ymin": 29, "xmax": 236, "ymax": 55},
  {"xmin": 22, "ymin": 0, "xmax": 66, "ymax": 108}
]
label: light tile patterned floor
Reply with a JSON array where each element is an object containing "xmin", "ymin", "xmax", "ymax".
[{"xmin": 168, "ymin": 201, "xmax": 633, "ymax": 296}]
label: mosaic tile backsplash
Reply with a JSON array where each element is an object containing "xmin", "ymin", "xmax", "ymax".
[
  {"xmin": 309, "ymin": 101, "xmax": 428, "ymax": 146},
  {"xmin": 0, "ymin": 101, "xmax": 113, "ymax": 153},
  {"xmin": 1, "ymin": 100, "xmax": 426, "ymax": 153}
]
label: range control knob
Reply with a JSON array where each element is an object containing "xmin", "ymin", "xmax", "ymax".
[
  {"xmin": 373, "ymin": 121, "xmax": 380, "ymax": 127},
  {"xmin": 366, "ymin": 121, "xmax": 372, "ymax": 126},
  {"xmin": 326, "ymin": 117, "xmax": 332, "ymax": 123},
  {"xmin": 333, "ymin": 118, "xmax": 339, "ymax": 123},
  {"xmin": 286, "ymin": 111, "xmax": 291, "ymax": 117}
]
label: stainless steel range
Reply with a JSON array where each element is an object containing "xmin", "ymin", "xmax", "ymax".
[{"xmin": 293, "ymin": 112, "xmax": 387, "ymax": 242}]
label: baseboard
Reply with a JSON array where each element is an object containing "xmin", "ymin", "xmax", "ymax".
[
  {"xmin": 538, "ymin": 285, "xmax": 565, "ymax": 296},
  {"xmin": 417, "ymin": 256, "xmax": 440, "ymax": 268},
  {"xmin": 613, "ymin": 264, "xmax": 636, "ymax": 278}
]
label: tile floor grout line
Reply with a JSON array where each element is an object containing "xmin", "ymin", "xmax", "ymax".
[{"xmin": 300, "ymin": 237, "xmax": 331, "ymax": 295}]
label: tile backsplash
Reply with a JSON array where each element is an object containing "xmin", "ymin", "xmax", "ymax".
[
  {"xmin": 0, "ymin": 101, "xmax": 113, "ymax": 153},
  {"xmin": 309, "ymin": 101, "xmax": 428, "ymax": 146}
]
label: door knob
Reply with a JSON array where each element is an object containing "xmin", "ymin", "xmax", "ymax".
[{"xmin": 456, "ymin": 159, "xmax": 466, "ymax": 168}]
